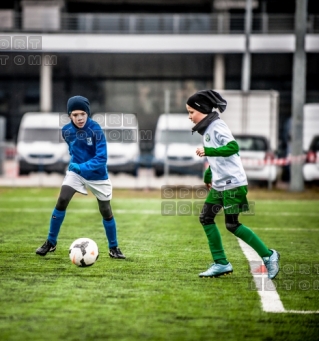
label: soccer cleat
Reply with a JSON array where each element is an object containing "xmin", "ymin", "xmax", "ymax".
[
  {"xmin": 199, "ymin": 262, "xmax": 233, "ymax": 278},
  {"xmin": 109, "ymin": 247, "xmax": 126, "ymax": 259},
  {"xmin": 36, "ymin": 240, "xmax": 57, "ymax": 256},
  {"xmin": 262, "ymin": 249, "xmax": 280, "ymax": 279}
]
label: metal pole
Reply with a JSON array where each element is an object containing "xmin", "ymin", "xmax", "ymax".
[
  {"xmin": 290, "ymin": 0, "xmax": 308, "ymax": 192},
  {"xmin": 164, "ymin": 90, "xmax": 170, "ymax": 184},
  {"xmin": 241, "ymin": 0, "xmax": 252, "ymax": 93},
  {"xmin": 214, "ymin": 54, "xmax": 225, "ymax": 90},
  {"xmin": 0, "ymin": 117, "xmax": 5, "ymax": 176},
  {"xmin": 40, "ymin": 56, "xmax": 52, "ymax": 112}
]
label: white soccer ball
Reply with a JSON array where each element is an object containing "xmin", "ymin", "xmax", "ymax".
[{"xmin": 69, "ymin": 238, "xmax": 99, "ymax": 267}]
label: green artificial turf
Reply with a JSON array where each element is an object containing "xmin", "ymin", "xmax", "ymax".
[{"xmin": 0, "ymin": 187, "xmax": 318, "ymax": 341}]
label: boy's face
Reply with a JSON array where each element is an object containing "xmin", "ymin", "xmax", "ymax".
[
  {"xmin": 70, "ymin": 110, "xmax": 88, "ymax": 129},
  {"xmin": 186, "ymin": 104, "xmax": 207, "ymax": 124}
]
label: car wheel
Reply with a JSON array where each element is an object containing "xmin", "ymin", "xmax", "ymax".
[
  {"xmin": 131, "ymin": 167, "xmax": 139, "ymax": 177},
  {"xmin": 155, "ymin": 169, "xmax": 164, "ymax": 177},
  {"xmin": 19, "ymin": 168, "xmax": 29, "ymax": 176}
]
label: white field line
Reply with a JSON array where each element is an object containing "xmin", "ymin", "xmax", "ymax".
[
  {"xmin": 1, "ymin": 207, "xmax": 319, "ymax": 232},
  {"xmin": 259, "ymin": 212, "xmax": 319, "ymax": 216},
  {"xmin": 284, "ymin": 310, "xmax": 319, "ymax": 314},
  {"xmin": 2, "ymin": 197, "xmax": 318, "ymax": 204},
  {"xmin": 0, "ymin": 208, "xmax": 158, "ymax": 214},
  {"xmin": 237, "ymin": 238, "xmax": 319, "ymax": 314},
  {"xmin": 1, "ymin": 197, "xmax": 163, "ymax": 202},
  {"xmin": 237, "ymin": 238, "xmax": 285, "ymax": 313},
  {"xmin": 1, "ymin": 207, "xmax": 319, "ymax": 221},
  {"xmin": 250, "ymin": 227, "xmax": 319, "ymax": 232}
]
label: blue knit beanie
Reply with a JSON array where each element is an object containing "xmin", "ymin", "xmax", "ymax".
[{"xmin": 67, "ymin": 96, "xmax": 91, "ymax": 116}]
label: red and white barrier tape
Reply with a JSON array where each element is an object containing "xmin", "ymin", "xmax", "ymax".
[{"xmin": 241, "ymin": 154, "xmax": 308, "ymax": 166}]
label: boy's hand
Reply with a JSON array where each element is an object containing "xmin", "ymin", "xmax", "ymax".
[
  {"xmin": 203, "ymin": 165, "xmax": 212, "ymax": 190},
  {"xmin": 205, "ymin": 182, "xmax": 212, "ymax": 190},
  {"xmin": 196, "ymin": 147, "xmax": 205, "ymax": 157},
  {"xmin": 69, "ymin": 162, "xmax": 81, "ymax": 174}
]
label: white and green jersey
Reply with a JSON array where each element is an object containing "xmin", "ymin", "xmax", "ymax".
[{"xmin": 203, "ymin": 119, "xmax": 247, "ymax": 190}]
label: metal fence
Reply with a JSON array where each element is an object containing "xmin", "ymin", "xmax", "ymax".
[{"xmin": 2, "ymin": 13, "xmax": 319, "ymax": 34}]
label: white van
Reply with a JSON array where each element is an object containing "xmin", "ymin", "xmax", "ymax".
[
  {"xmin": 92, "ymin": 113, "xmax": 140, "ymax": 177},
  {"xmin": 17, "ymin": 112, "xmax": 70, "ymax": 175},
  {"xmin": 152, "ymin": 113, "xmax": 204, "ymax": 177}
]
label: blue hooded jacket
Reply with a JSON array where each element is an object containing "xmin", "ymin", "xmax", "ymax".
[{"xmin": 62, "ymin": 118, "xmax": 108, "ymax": 180}]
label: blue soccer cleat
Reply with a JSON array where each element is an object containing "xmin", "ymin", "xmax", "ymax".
[
  {"xmin": 262, "ymin": 249, "xmax": 280, "ymax": 279},
  {"xmin": 199, "ymin": 262, "xmax": 233, "ymax": 278}
]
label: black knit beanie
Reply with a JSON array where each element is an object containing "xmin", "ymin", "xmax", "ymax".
[
  {"xmin": 186, "ymin": 90, "xmax": 227, "ymax": 114},
  {"xmin": 67, "ymin": 96, "xmax": 91, "ymax": 116}
]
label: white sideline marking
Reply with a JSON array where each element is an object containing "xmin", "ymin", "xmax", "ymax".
[
  {"xmin": 237, "ymin": 239, "xmax": 319, "ymax": 314},
  {"xmin": 1, "ymin": 197, "xmax": 163, "ymax": 202},
  {"xmin": 2, "ymin": 207, "xmax": 319, "ymax": 225},
  {"xmin": 0, "ymin": 205, "xmax": 319, "ymax": 216},
  {"xmin": 285, "ymin": 310, "xmax": 319, "ymax": 314},
  {"xmin": 237, "ymin": 239, "xmax": 285, "ymax": 313},
  {"xmin": 260, "ymin": 212, "xmax": 319, "ymax": 216},
  {"xmin": 0, "ymin": 208, "xmax": 158, "ymax": 214},
  {"xmin": 250, "ymin": 228, "xmax": 319, "ymax": 231}
]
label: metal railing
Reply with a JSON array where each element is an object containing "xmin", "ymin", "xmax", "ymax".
[{"xmin": 1, "ymin": 13, "xmax": 319, "ymax": 34}]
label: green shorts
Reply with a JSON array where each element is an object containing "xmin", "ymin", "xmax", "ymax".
[{"xmin": 205, "ymin": 186, "xmax": 249, "ymax": 214}]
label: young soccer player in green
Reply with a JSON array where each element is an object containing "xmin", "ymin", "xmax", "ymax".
[{"xmin": 186, "ymin": 89, "xmax": 280, "ymax": 279}]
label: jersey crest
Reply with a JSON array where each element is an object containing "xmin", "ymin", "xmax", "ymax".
[
  {"xmin": 87, "ymin": 137, "xmax": 93, "ymax": 146},
  {"xmin": 205, "ymin": 133, "xmax": 210, "ymax": 142}
]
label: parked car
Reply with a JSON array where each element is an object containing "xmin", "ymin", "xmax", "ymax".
[
  {"xmin": 17, "ymin": 113, "xmax": 70, "ymax": 175},
  {"xmin": 92, "ymin": 113, "xmax": 140, "ymax": 177},
  {"xmin": 152, "ymin": 113, "xmax": 204, "ymax": 177},
  {"xmin": 234, "ymin": 134, "xmax": 277, "ymax": 185},
  {"xmin": 303, "ymin": 135, "xmax": 319, "ymax": 183}
]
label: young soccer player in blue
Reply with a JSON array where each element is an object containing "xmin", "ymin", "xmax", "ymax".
[
  {"xmin": 186, "ymin": 89, "xmax": 279, "ymax": 279},
  {"xmin": 36, "ymin": 95, "xmax": 125, "ymax": 259}
]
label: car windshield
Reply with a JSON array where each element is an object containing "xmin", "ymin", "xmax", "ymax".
[
  {"xmin": 157, "ymin": 130, "xmax": 202, "ymax": 145},
  {"xmin": 235, "ymin": 136, "xmax": 267, "ymax": 151},
  {"xmin": 19, "ymin": 128, "xmax": 61, "ymax": 143}
]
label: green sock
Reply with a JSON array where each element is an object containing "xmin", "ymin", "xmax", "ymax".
[
  {"xmin": 234, "ymin": 224, "xmax": 272, "ymax": 258},
  {"xmin": 203, "ymin": 224, "xmax": 228, "ymax": 265}
]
